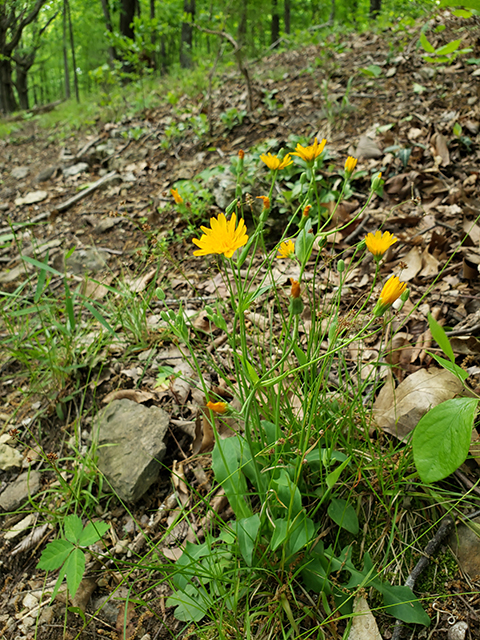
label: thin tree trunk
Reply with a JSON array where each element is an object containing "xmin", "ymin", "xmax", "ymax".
[
  {"xmin": 284, "ymin": 0, "xmax": 291, "ymax": 34},
  {"xmin": 99, "ymin": 0, "xmax": 116, "ymax": 62},
  {"xmin": 271, "ymin": 0, "xmax": 280, "ymax": 46},
  {"xmin": 0, "ymin": 59, "xmax": 18, "ymax": 113},
  {"xmin": 120, "ymin": 0, "xmax": 135, "ymax": 39},
  {"xmin": 329, "ymin": 0, "xmax": 335, "ymax": 23},
  {"xmin": 238, "ymin": 0, "xmax": 247, "ymax": 46},
  {"xmin": 370, "ymin": 0, "xmax": 381, "ymax": 18},
  {"xmin": 180, "ymin": 0, "xmax": 195, "ymax": 68},
  {"xmin": 16, "ymin": 66, "xmax": 29, "ymax": 110},
  {"xmin": 66, "ymin": 0, "xmax": 79, "ymax": 101},
  {"xmin": 63, "ymin": 0, "xmax": 70, "ymax": 99}
]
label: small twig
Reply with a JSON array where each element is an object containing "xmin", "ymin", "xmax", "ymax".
[
  {"xmin": 344, "ymin": 214, "xmax": 371, "ymax": 245},
  {"xmin": 391, "ymin": 516, "xmax": 454, "ymax": 640},
  {"xmin": 54, "ymin": 171, "xmax": 118, "ymax": 213}
]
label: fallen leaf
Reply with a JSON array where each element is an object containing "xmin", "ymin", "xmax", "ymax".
[
  {"xmin": 116, "ymin": 601, "xmax": 136, "ymax": 640},
  {"xmin": 419, "ymin": 247, "xmax": 439, "ymax": 278},
  {"xmin": 192, "ymin": 411, "xmax": 215, "ymax": 454},
  {"xmin": 347, "ymin": 596, "xmax": 382, "ymax": 640},
  {"xmin": 399, "ymin": 246, "xmax": 422, "ymax": 281},
  {"xmin": 102, "ymin": 389, "xmax": 155, "ymax": 404},
  {"xmin": 373, "ymin": 367, "xmax": 465, "ymax": 440},
  {"xmin": 172, "ymin": 460, "xmax": 189, "ymax": 507},
  {"xmin": 432, "ymin": 132, "xmax": 450, "ymax": 166}
]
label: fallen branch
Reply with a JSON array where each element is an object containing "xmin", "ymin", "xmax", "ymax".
[
  {"xmin": 54, "ymin": 171, "xmax": 118, "ymax": 213},
  {"xmin": 1, "ymin": 99, "xmax": 65, "ymax": 122},
  {"xmin": 391, "ymin": 515, "xmax": 454, "ymax": 639}
]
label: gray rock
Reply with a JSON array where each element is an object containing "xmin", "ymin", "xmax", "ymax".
[
  {"xmin": 11, "ymin": 166, "xmax": 29, "ymax": 179},
  {"xmin": 91, "ymin": 595, "xmax": 120, "ymax": 626},
  {"xmin": 94, "ymin": 399, "xmax": 169, "ymax": 503},
  {"xmin": 35, "ymin": 166, "xmax": 57, "ymax": 182},
  {"xmin": 450, "ymin": 517, "xmax": 480, "ymax": 579},
  {"xmin": 0, "ymin": 444, "xmax": 23, "ymax": 470},
  {"xmin": 355, "ymin": 135, "xmax": 383, "ymax": 159},
  {"xmin": 65, "ymin": 247, "xmax": 107, "ymax": 274},
  {"xmin": 0, "ymin": 471, "xmax": 42, "ymax": 511},
  {"xmin": 63, "ymin": 162, "xmax": 89, "ymax": 177},
  {"xmin": 448, "ymin": 621, "xmax": 468, "ymax": 640}
]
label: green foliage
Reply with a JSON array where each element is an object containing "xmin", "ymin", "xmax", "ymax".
[{"xmin": 37, "ymin": 514, "xmax": 109, "ymax": 600}]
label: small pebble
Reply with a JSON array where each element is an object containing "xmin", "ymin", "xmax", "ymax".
[
  {"xmin": 22, "ymin": 593, "xmax": 39, "ymax": 609},
  {"xmin": 448, "ymin": 621, "xmax": 469, "ymax": 640}
]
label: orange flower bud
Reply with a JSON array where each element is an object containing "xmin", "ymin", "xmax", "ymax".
[
  {"xmin": 257, "ymin": 195, "xmax": 270, "ymax": 210},
  {"xmin": 206, "ymin": 400, "xmax": 229, "ymax": 414},
  {"xmin": 238, "ymin": 149, "xmax": 245, "ymax": 160},
  {"xmin": 303, "ymin": 205, "xmax": 312, "ymax": 217},
  {"xmin": 290, "ymin": 278, "xmax": 301, "ymax": 298}
]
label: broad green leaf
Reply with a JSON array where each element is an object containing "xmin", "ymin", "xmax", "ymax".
[
  {"xmin": 379, "ymin": 584, "xmax": 430, "ymax": 625},
  {"xmin": 452, "ymin": 8, "xmax": 473, "ymax": 17},
  {"xmin": 301, "ymin": 553, "xmax": 332, "ymax": 594},
  {"xmin": 413, "ymin": 397, "xmax": 478, "ymax": 483},
  {"xmin": 64, "ymin": 548, "xmax": 85, "ymax": 598},
  {"xmin": 37, "ymin": 539, "xmax": 73, "ymax": 571},
  {"xmin": 64, "ymin": 514, "xmax": 84, "ymax": 544},
  {"xmin": 286, "ymin": 514, "xmax": 315, "ymax": 556},
  {"xmin": 328, "ymin": 498, "xmax": 359, "ymax": 534},
  {"xmin": 295, "ymin": 220, "xmax": 315, "ymax": 265},
  {"xmin": 427, "ymin": 352, "xmax": 468, "ymax": 382},
  {"xmin": 435, "ymin": 39, "xmax": 461, "ymax": 56},
  {"xmin": 453, "ymin": 122, "xmax": 463, "ymax": 136},
  {"xmin": 78, "ymin": 521, "xmax": 110, "ymax": 546},
  {"xmin": 237, "ymin": 514, "xmax": 260, "ymax": 566},
  {"xmin": 326, "ymin": 456, "xmax": 351, "ymax": 490},
  {"xmin": 270, "ymin": 518, "xmax": 289, "ymax": 551},
  {"xmin": 212, "ymin": 437, "xmax": 251, "ymax": 520},
  {"xmin": 440, "ymin": 0, "xmax": 480, "ymax": 9},
  {"xmin": 428, "ymin": 313, "xmax": 455, "ymax": 362},
  {"xmin": 243, "ymin": 357, "xmax": 260, "ymax": 385},
  {"xmin": 420, "ymin": 32, "xmax": 435, "ymax": 53},
  {"xmin": 166, "ymin": 589, "xmax": 209, "ymax": 622}
]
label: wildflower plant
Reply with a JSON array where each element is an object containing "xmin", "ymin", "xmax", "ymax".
[{"xmin": 159, "ymin": 141, "xmax": 430, "ymax": 632}]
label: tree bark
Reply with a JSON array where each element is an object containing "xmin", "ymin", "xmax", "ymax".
[
  {"xmin": 329, "ymin": 0, "xmax": 335, "ymax": 23},
  {"xmin": 271, "ymin": 0, "xmax": 279, "ymax": 46},
  {"xmin": 66, "ymin": 0, "xmax": 79, "ymax": 102},
  {"xmin": 238, "ymin": 0, "xmax": 247, "ymax": 46},
  {"xmin": 180, "ymin": 0, "xmax": 195, "ymax": 68},
  {"xmin": 284, "ymin": 0, "xmax": 291, "ymax": 35},
  {"xmin": 0, "ymin": 58, "xmax": 18, "ymax": 113},
  {"xmin": 63, "ymin": 0, "xmax": 70, "ymax": 99},
  {"xmin": 120, "ymin": 0, "xmax": 135, "ymax": 39},
  {"xmin": 99, "ymin": 0, "xmax": 116, "ymax": 63},
  {"xmin": 370, "ymin": 0, "xmax": 381, "ymax": 18}
]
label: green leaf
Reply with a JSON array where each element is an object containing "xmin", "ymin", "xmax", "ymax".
[
  {"xmin": 64, "ymin": 548, "xmax": 86, "ymax": 598},
  {"xmin": 286, "ymin": 514, "xmax": 315, "ymax": 556},
  {"xmin": 82, "ymin": 300, "xmax": 115, "ymax": 335},
  {"xmin": 326, "ymin": 456, "xmax": 351, "ymax": 490},
  {"xmin": 435, "ymin": 39, "xmax": 461, "ymax": 56},
  {"xmin": 64, "ymin": 515, "xmax": 84, "ymax": 544},
  {"xmin": 413, "ymin": 83, "xmax": 427, "ymax": 94},
  {"xmin": 453, "ymin": 122, "xmax": 463, "ymax": 136},
  {"xmin": 452, "ymin": 8, "xmax": 473, "ymax": 17},
  {"xmin": 270, "ymin": 518, "xmax": 289, "ymax": 551},
  {"xmin": 427, "ymin": 352, "xmax": 468, "ymax": 381},
  {"xmin": 428, "ymin": 313, "xmax": 455, "ymax": 362},
  {"xmin": 21, "ymin": 255, "xmax": 64, "ymax": 277},
  {"xmin": 243, "ymin": 357, "xmax": 260, "ymax": 385},
  {"xmin": 440, "ymin": 0, "xmax": 480, "ymax": 9},
  {"xmin": 379, "ymin": 584, "xmax": 430, "ymax": 625},
  {"xmin": 78, "ymin": 521, "xmax": 110, "ymax": 546},
  {"xmin": 420, "ymin": 32, "xmax": 435, "ymax": 53},
  {"xmin": 212, "ymin": 437, "xmax": 251, "ymax": 520},
  {"xmin": 413, "ymin": 398, "xmax": 478, "ymax": 483},
  {"xmin": 37, "ymin": 539, "xmax": 74, "ymax": 571},
  {"xmin": 237, "ymin": 514, "xmax": 260, "ymax": 566},
  {"xmin": 328, "ymin": 498, "xmax": 359, "ymax": 534},
  {"xmin": 295, "ymin": 220, "xmax": 315, "ymax": 265},
  {"xmin": 34, "ymin": 254, "xmax": 49, "ymax": 303},
  {"xmin": 166, "ymin": 589, "xmax": 210, "ymax": 622}
]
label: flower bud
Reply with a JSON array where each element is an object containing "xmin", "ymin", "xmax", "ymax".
[
  {"xmin": 337, "ymin": 259, "xmax": 345, "ymax": 273},
  {"xmin": 371, "ymin": 172, "xmax": 383, "ymax": 192},
  {"xmin": 300, "ymin": 172, "xmax": 308, "ymax": 185}
]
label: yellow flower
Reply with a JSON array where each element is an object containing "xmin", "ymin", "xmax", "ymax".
[
  {"xmin": 344, "ymin": 156, "xmax": 358, "ymax": 175},
  {"xmin": 291, "ymin": 138, "xmax": 327, "ymax": 163},
  {"xmin": 192, "ymin": 212, "xmax": 248, "ymax": 258},
  {"xmin": 171, "ymin": 188, "xmax": 183, "ymax": 205},
  {"xmin": 260, "ymin": 152, "xmax": 293, "ymax": 171},
  {"xmin": 277, "ymin": 240, "xmax": 295, "ymax": 259},
  {"xmin": 374, "ymin": 275, "xmax": 407, "ymax": 317},
  {"xmin": 257, "ymin": 195, "xmax": 270, "ymax": 210},
  {"xmin": 206, "ymin": 400, "xmax": 229, "ymax": 414},
  {"xmin": 365, "ymin": 230, "xmax": 398, "ymax": 258}
]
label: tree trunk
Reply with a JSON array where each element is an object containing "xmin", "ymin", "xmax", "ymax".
[
  {"xmin": 0, "ymin": 58, "xmax": 18, "ymax": 113},
  {"xmin": 63, "ymin": 0, "xmax": 70, "ymax": 99},
  {"xmin": 99, "ymin": 0, "xmax": 117, "ymax": 63},
  {"xmin": 67, "ymin": 0, "xmax": 79, "ymax": 101},
  {"xmin": 329, "ymin": 0, "xmax": 335, "ymax": 23},
  {"xmin": 180, "ymin": 0, "xmax": 195, "ymax": 68},
  {"xmin": 284, "ymin": 0, "xmax": 291, "ymax": 35},
  {"xmin": 16, "ymin": 65, "xmax": 29, "ymax": 110},
  {"xmin": 370, "ymin": 0, "xmax": 381, "ymax": 18},
  {"xmin": 271, "ymin": 0, "xmax": 279, "ymax": 46},
  {"xmin": 120, "ymin": 0, "xmax": 135, "ymax": 39},
  {"xmin": 238, "ymin": 0, "xmax": 247, "ymax": 46}
]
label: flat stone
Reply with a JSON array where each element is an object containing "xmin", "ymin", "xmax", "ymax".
[
  {"xmin": 65, "ymin": 247, "xmax": 107, "ymax": 274},
  {"xmin": 5, "ymin": 513, "xmax": 34, "ymax": 540},
  {"xmin": 355, "ymin": 135, "xmax": 383, "ymax": 159},
  {"xmin": 94, "ymin": 399, "xmax": 169, "ymax": 503},
  {"xmin": 35, "ymin": 166, "xmax": 56, "ymax": 182},
  {"xmin": 450, "ymin": 517, "xmax": 480, "ymax": 579},
  {"xmin": 0, "ymin": 443, "xmax": 23, "ymax": 470},
  {"xmin": 15, "ymin": 190, "xmax": 48, "ymax": 206},
  {"xmin": 0, "ymin": 471, "xmax": 42, "ymax": 512},
  {"xmin": 63, "ymin": 162, "xmax": 89, "ymax": 177},
  {"xmin": 11, "ymin": 166, "xmax": 29, "ymax": 179}
]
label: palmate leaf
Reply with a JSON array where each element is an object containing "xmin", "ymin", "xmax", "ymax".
[
  {"xmin": 64, "ymin": 514, "xmax": 84, "ymax": 544},
  {"xmin": 78, "ymin": 520, "xmax": 110, "ymax": 547},
  {"xmin": 64, "ymin": 548, "xmax": 86, "ymax": 598}
]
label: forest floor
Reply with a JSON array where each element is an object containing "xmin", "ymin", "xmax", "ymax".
[{"xmin": 1, "ymin": 12, "xmax": 480, "ymax": 640}]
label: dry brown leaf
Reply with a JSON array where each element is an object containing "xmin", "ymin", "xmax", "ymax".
[
  {"xmin": 419, "ymin": 247, "xmax": 439, "ymax": 278},
  {"xmin": 463, "ymin": 218, "xmax": 480, "ymax": 246},
  {"xmin": 450, "ymin": 336, "xmax": 480, "ymax": 355},
  {"xmin": 72, "ymin": 577, "xmax": 97, "ymax": 614},
  {"xmin": 355, "ymin": 135, "xmax": 382, "ymax": 159},
  {"xmin": 432, "ymin": 132, "xmax": 450, "ymax": 166},
  {"xmin": 399, "ymin": 247, "xmax": 422, "ymax": 281},
  {"xmin": 116, "ymin": 601, "xmax": 136, "ymax": 640},
  {"xmin": 102, "ymin": 389, "xmax": 155, "ymax": 404},
  {"xmin": 373, "ymin": 367, "xmax": 465, "ymax": 440},
  {"xmin": 124, "ymin": 268, "xmax": 156, "ymax": 293},
  {"xmin": 172, "ymin": 460, "xmax": 189, "ymax": 507},
  {"xmin": 192, "ymin": 411, "xmax": 214, "ymax": 454}
]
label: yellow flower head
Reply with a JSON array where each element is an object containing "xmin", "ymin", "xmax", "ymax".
[
  {"xmin": 277, "ymin": 240, "xmax": 295, "ymax": 259},
  {"xmin": 365, "ymin": 230, "xmax": 398, "ymax": 258},
  {"xmin": 206, "ymin": 400, "xmax": 229, "ymax": 414},
  {"xmin": 291, "ymin": 138, "xmax": 327, "ymax": 163},
  {"xmin": 171, "ymin": 188, "xmax": 183, "ymax": 205},
  {"xmin": 374, "ymin": 275, "xmax": 407, "ymax": 317},
  {"xmin": 257, "ymin": 195, "xmax": 270, "ymax": 210},
  {"xmin": 193, "ymin": 213, "xmax": 248, "ymax": 259},
  {"xmin": 260, "ymin": 152, "xmax": 293, "ymax": 171},
  {"xmin": 344, "ymin": 156, "xmax": 358, "ymax": 175}
]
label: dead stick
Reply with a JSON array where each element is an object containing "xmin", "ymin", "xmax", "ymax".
[
  {"xmin": 54, "ymin": 171, "xmax": 118, "ymax": 213},
  {"xmin": 391, "ymin": 515, "xmax": 454, "ymax": 639}
]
